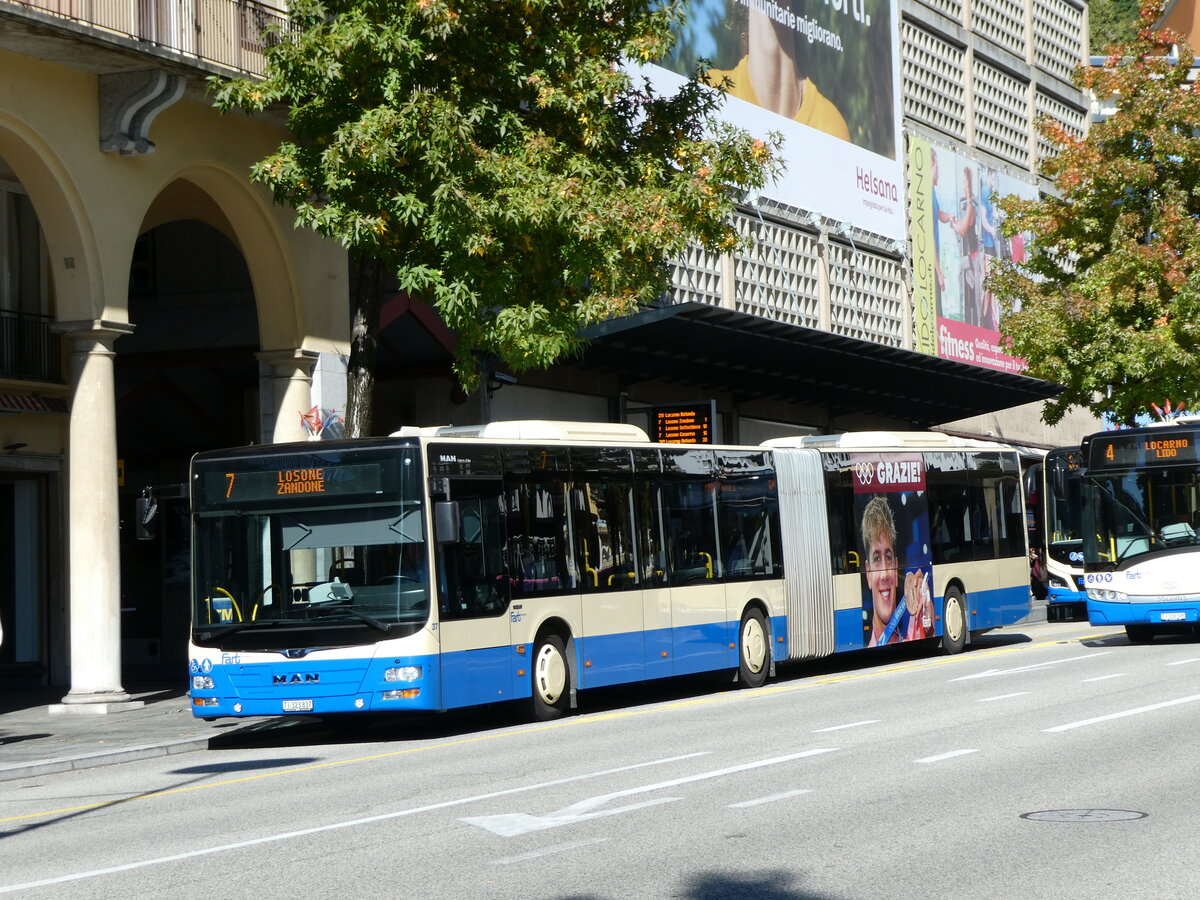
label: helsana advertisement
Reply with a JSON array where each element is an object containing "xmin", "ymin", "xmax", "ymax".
[{"xmin": 643, "ymin": 0, "xmax": 904, "ymax": 240}]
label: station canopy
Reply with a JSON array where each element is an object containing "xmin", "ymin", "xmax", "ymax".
[{"xmin": 580, "ymin": 303, "xmax": 1063, "ymax": 429}]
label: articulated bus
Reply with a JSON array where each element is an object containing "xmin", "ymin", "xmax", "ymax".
[
  {"xmin": 187, "ymin": 421, "xmax": 1030, "ymax": 720},
  {"xmin": 1081, "ymin": 418, "xmax": 1200, "ymax": 642},
  {"xmin": 1024, "ymin": 447, "xmax": 1086, "ymax": 620}
]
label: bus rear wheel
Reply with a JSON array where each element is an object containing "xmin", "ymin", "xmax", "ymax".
[
  {"xmin": 738, "ymin": 608, "xmax": 770, "ymax": 688},
  {"xmin": 942, "ymin": 588, "xmax": 967, "ymax": 655},
  {"xmin": 530, "ymin": 634, "xmax": 570, "ymax": 721}
]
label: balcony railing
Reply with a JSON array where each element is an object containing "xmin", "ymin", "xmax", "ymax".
[
  {"xmin": 2, "ymin": 0, "xmax": 290, "ymax": 77},
  {"xmin": 1, "ymin": 310, "xmax": 62, "ymax": 383}
]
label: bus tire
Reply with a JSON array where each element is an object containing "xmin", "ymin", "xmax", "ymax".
[
  {"xmin": 1125, "ymin": 624, "xmax": 1155, "ymax": 644},
  {"xmin": 530, "ymin": 633, "xmax": 571, "ymax": 721},
  {"xmin": 738, "ymin": 608, "xmax": 770, "ymax": 688},
  {"xmin": 941, "ymin": 588, "xmax": 967, "ymax": 655}
]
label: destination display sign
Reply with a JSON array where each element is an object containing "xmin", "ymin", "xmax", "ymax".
[
  {"xmin": 1088, "ymin": 432, "xmax": 1199, "ymax": 470},
  {"xmin": 650, "ymin": 402, "xmax": 714, "ymax": 445},
  {"xmin": 200, "ymin": 461, "xmax": 385, "ymax": 504}
]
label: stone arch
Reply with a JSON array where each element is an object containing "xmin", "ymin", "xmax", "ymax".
[
  {"xmin": 143, "ymin": 162, "xmax": 305, "ymax": 353},
  {"xmin": 0, "ymin": 114, "xmax": 104, "ymax": 323}
]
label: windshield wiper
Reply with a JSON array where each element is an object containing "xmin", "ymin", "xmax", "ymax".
[
  {"xmin": 307, "ymin": 604, "xmax": 392, "ymax": 634},
  {"xmin": 195, "ymin": 618, "xmax": 281, "ymax": 641}
]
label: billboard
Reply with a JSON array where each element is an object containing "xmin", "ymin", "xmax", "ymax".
[
  {"xmin": 644, "ymin": 0, "xmax": 904, "ymax": 240},
  {"xmin": 909, "ymin": 135, "xmax": 1039, "ymax": 374},
  {"xmin": 852, "ymin": 453, "xmax": 933, "ymax": 648}
]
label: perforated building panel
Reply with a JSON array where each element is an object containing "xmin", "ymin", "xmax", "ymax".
[
  {"xmin": 669, "ymin": 242, "xmax": 723, "ymax": 308},
  {"xmin": 827, "ymin": 243, "xmax": 905, "ymax": 346},
  {"xmin": 902, "ymin": 21, "xmax": 967, "ymax": 139},
  {"xmin": 974, "ymin": 58, "xmax": 1031, "ymax": 166},
  {"xmin": 973, "ymin": 0, "xmax": 1028, "ymax": 59},
  {"xmin": 1033, "ymin": 0, "xmax": 1085, "ymax": 84},
  {"xmin": 731, "ymin": 213, "xmax": 822, "ymax": 328},
  {"xmin": 1035, "ymin": 89, "xmax": 1087, "ymax": 164}
]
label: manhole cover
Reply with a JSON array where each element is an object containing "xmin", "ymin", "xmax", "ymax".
[{"xmin": 1021, "ymin": 809, "xmax": 1147, "ymax": 823}]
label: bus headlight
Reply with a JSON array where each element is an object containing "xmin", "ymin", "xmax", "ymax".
[
  {"xmin": 192, "ymin": 675, "xmax": 215, "ymax": 690},
  {"xmin": 384, "ymin": 666, "xmax": 422, "ymax": 682},
  {"xmin": 1087, "ymin": 588, "xmax": 1127, "ymax": 602}
]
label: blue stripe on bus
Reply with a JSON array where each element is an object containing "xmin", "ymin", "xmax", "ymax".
[{"xmin": 1088, "ymin": 597, "xmax": 1200, "ymax": 626}]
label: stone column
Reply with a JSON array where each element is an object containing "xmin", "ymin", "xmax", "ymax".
[
  {"xmin": 257, "ymin": 348, "xmax": 319, "ymax": 444},
  {"xmin": 52, "ymin": 321, "xmax": 143, "ymax": 714}
]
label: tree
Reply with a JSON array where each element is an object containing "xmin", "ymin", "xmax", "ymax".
[
  {"xmin": 990, "ymin": 1, "xmax": 1200, "ymax": 426},
  {"xmin": 1089, "ymin": 0, "xmax": 1140, "ymax": 55},
  {"xmin": 213, "ymin": 0, "xmax": 779, "ymax": 436}
]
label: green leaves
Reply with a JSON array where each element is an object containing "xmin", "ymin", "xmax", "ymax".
[
  {"xmin": 214, "ymin": 0, "xmax": 778, "ymax": 397},
  {"xmin": 991, "ymin": 2, "xmax": 1200, "ymax": 425}
]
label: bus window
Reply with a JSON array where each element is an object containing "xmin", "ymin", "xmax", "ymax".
[
  {"xmin": 569, "ymin": 480, "xmax": 638, "ymax": 590},
  {"xmin": 439, "ymin": 482, "xmax": 509, "ymax": 619},
  {"xmin": 717, "ymin": 476, "xmax": 780, "ymax": 579},
  {"xmin": 663, "ymin": 480, "xmax": 719, "ymax": 584},
  {"xmin": 505, "ymin": 478, "xmax": 572, "ymax": 596}
]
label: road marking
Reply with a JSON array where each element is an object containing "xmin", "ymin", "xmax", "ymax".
[
  {"xmin": 1166, "ymin": 658, "xmax": 1200, "ymax": 666},
  {"xmin": 729, "ymin": 789, "xmax": 813, "ymax": 808},
  {"xmin": 951, "ymin": 652, "xmax": 1108, "ymax": 682},
  {"xmin": 1044, "ymin": 693, "xmax": 1200, "ymax": 733},
  {"xmin": 3, "ymin": 627, "xmax": 1120, "ymax": 828},
  {"xmin": 978, "ymin": 692, "xmax": 1029, "ymax": 702},
  {"xmin": 1082, "ymin": 674, "xmax": 1125, "ymax": 683},
  {"xmin": 494, "ymin": 838, "xmax": 606, "ymax": 865},
  {"xmin": 461, "ymin": 749, "xmax": 836, "ymax": 837},
  {"xmin": 812, "ymin": 720, "xmax": 878, "ymax": 732},
  {"xmin": 0, "ymin": 752, "xmax": 705, "ymax": 895},
  {"xmin": 915, "ymin": 749, "xmax": 978, "ymax": 764}
]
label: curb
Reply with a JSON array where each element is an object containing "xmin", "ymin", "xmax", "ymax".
[{"xmin": 0, "ymin": 737, "xmax": 210, "ymax": 783}]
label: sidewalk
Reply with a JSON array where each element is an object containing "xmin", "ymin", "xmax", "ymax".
[{"xmin": 0, "ymin": 684, "xmax": 274, "ymax": 784}]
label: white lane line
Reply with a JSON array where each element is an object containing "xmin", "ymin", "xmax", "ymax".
[
  {"xmin": 729, "ymin": 789, "xmax": 813, "ymax": 809},
  {"xmin": 978, "ymin": 692, "xmax": 1029, "ymax": 702},
  {"xmin": 462, "ymin": 749, "xmax": 838, "ymax": 836},
  {"xmin": 495, "ymin": 839, "xmax": 607, "ymax": 865},
  {"xmin": 1082, "ymin": 674, "xmax": 1125, "ymax": 683},
  {"xmin": 1044, "ymin": 693, "xmax": 1200, "ymax": 733},
  {"xmin": 1167, "ymin": 658, "xmax": 1200, "ymax": 666},
  {"xmin": 951, "ymin": 652, "xmax": 1109, "ymax": 682},
  {"xmin": 0, "ymin": 751, "xmax": 708, "ymax": 895},
  {"xmin": 915, "ymin": 749, "xmax": 978, "ymax": 764},
  {"xmin": 812, "ymin": 720, "xmax": 879, "ymax": 733}
]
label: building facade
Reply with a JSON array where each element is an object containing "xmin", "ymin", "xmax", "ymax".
[{"xmin": 0, "ymin": 0, "xmax": 1097, "ymax": 699}]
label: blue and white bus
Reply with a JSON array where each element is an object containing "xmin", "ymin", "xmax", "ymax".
[
  {"xmin": 1081, "ymin": 418, "xmax": 1200, "ymax": 642},
  {"xmin": 188, "ymin": 422, "xmax": 1031, "ymax": 720},
  {"xmin": 1024, "ymin": 446, "xmax": 1087, "ymax": 620}
]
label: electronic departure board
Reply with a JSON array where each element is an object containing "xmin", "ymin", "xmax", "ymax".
[
  {"xmin": 1088, "ymin": 431, "xmax": 1200, "ymax": 470},
  {"xmin": 199, "ymin": 461, "xmax": 385, "ymax": 505},
  {"xmin": 650, "ymin": 402, "xmax": 714, "ymax": 444}
]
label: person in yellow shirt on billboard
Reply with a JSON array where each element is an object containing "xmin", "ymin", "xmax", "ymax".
[{"xmin": 707, "ymin": 3, "xmax": 850, "ymax": 142}]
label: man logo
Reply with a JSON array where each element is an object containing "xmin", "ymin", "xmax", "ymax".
[
  {"xmin": 273, "ymin": 673, "xmax": 320, "ymax": 685},
  {"xmin": 854, "ymin": 461, "xmax": 875, "ymax": 486}
]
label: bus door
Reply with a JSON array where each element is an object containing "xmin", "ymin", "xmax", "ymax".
[
  {"xmin": 662, "ymin": 466, "xmax": 729, "ymax": 676},
  {"xmin": 570, "ymin": 458, "xmax": 647, "ymax": 688},
  {"xmin": 435, "ymin": 478, "xmax": 514, "ymax": 708}
]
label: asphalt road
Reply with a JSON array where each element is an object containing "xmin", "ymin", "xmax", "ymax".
[{"xmin": 3, "ymin": 622, "xmax": 1199, "ymax": 899}]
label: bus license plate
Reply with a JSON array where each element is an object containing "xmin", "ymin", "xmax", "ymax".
[
  {"xmin": 1159, "ymin": 611, "xmax": 1186, "ymax": 622},
  {"xmin": 282, "ymin": 699, "xmax": 313, "ymax": 712}
]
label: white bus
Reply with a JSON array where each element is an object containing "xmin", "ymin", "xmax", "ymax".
[
  {"xmin": 1081, "ymin": 418, "xmax": 1200, "ymax": 642},
  {"xmin": 1024, "ymin": 446, "xmax": 1087, "ymax": 620},
  {"xmin": 187, "ymin": 422, "xmax": 1030, "ymax": 720}
]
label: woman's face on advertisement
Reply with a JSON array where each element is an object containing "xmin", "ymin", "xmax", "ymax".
[{"xmin": 866, "ymin": 534, "xmax": 898, "ymax": 620}]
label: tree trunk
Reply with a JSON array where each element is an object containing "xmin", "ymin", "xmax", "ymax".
[{"xmin": 345, "ymin": 255, "xmax": 385, "ymax": 439}]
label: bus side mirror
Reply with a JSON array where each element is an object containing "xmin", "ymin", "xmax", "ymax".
[
  {"xmin": 434, "ymin": 501, "xmax": 460, "ymax": 544},
  {"xmin": 135, "ymin": 491, "xmax": 158, "ymax": 541}
]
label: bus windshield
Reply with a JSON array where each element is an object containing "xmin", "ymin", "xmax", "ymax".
[
  {"xmin": 191, "ymin": 445, "xmax": 429, "ymax": 649},
  {"xmin": 1045, "ymin": 450, "xmax": 1084, "ymax": 567},
  {"xmin": 1084, "ymin": 465, "xmax": 1200, "ymax": 567}
]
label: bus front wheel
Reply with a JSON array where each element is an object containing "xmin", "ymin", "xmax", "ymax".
[
  {"xmin": 738, "ymin": 608, "xmax": 770, "ymax": 688},
  {"xmin": 530, "ymin": 634, "xmax": 571, "ymax": 721},
  {"xmin": 1125, "ymin": 624, "xmax": 1155, "ymax": 644},
  {"xmin": 942, "ymin": 588, "xmax": 967, "ymax": 655}
]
